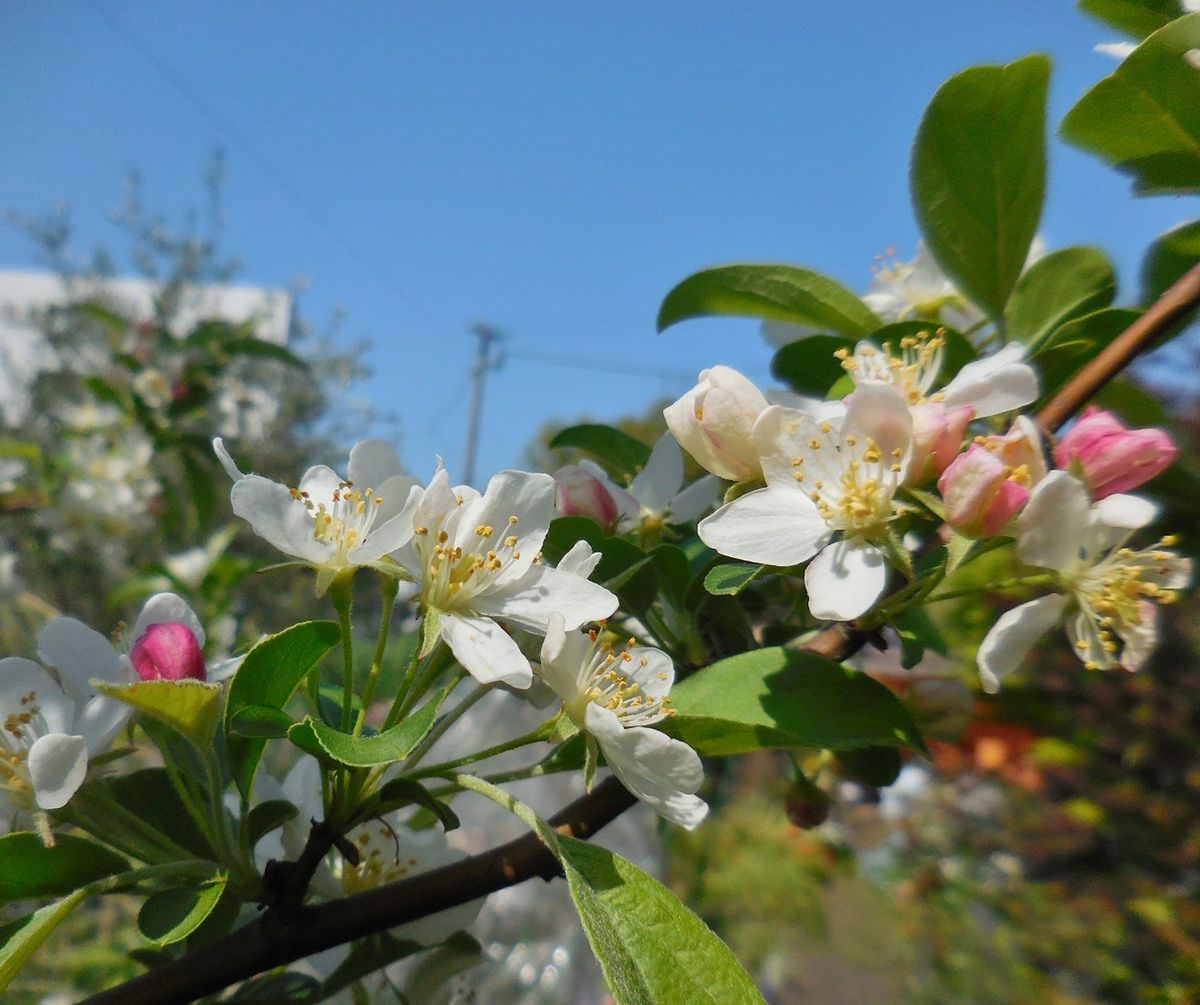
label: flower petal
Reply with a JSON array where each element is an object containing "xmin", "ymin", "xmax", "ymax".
[
  {"xmin": 977, "ymin": 594, "xmax": 1068, "ymax": 692},
  {"xmin": 556, "ymin": 540, "xmax": 602, "ymax": 579},
  {"xmin": 804, "ymin": 538, "xmax": 888, "ymax": 621},
  {"xmin": 438, "ymin": 612, "xmax": 532, "ymax": 688},
  {"xmin": 669, "ymin": 474, "xmax": 722, "ymax": 524},
  {"xmin": 346, "ymin": 440, "xmax": 404, "ymax": 490},
  {"xmin": 28, "ymin": 732, "xmax": 89, "ymax": 810},
  {"xmin": 1016, "ymin": 471, "xmax": 1090, "ymax": 571},
  {"xmin": 630, "ymin": 433, "xmax": 684, "ymax": 516},
  {"xmin": 942, "ymin": 343, "xmax": 1039, "ymax": 417},
  {"xmin": 212, "ymin": 437, "xmax": 246, "ymax": 480},
  {"xmin": 842, "ymin": 382, "xmax": 912, "ymax": 460},
  {"xmin": 475, "ymin": 565, "xmax": 617, "ymax": 632},
  {"xmin": 586, "ymin": 705, "xmax": 708, "ymax": 829},
  {"xmin": 454, "ymin": 471, "xmax": 555, "ymax": 585},
  {"xmin": 133, "ymin": 593, "xmax": 206, "ymax": 649},
  {"xmin": 230, "ymin": 475, "xmax": 332, "ymax": 565},
  {"xmin": 37, "ymin": 617, "xmax": 121, "ymax": 708},
  {"xmin": 699, "ymin": 488, "xmax": 829, "ymax": 566},
  {"xmin": 0, "ymin": 657, "xmax": 74, "ymax": 734}
]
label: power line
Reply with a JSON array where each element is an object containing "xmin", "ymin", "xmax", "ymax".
[
  {"xmin": 84, "ymin": 0, "xmax": 436, "ymax": 330},
  {"xmin": 504, "ymin": 348, "xmax": 698, "ymax": 383}
]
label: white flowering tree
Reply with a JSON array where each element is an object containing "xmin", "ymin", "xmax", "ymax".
[{"xmin": 2, "ymin": 4, "xmax": 1200, "ymax": 1003}]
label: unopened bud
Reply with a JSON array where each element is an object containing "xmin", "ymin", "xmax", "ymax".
[
  {"xmin": 130, "ymin": 622, "xmax": 207, "ymax": 681},
  {"xmin": 1054, "ymin": 407, "xmax": 1177, "ymax": 499},
  {"xmin": 663, "ymin": 366, "xmax": 768, "ymax": 483}
]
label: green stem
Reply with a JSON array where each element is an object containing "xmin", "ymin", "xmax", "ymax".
[
  {"xmin": 926, "ymin": 573, "xmax": 1057, "ymax": 602},
  {"xmin": 355, "ymin": 576, "xmax": 399, "ymax": 736},
  {"xmin": 407, "ymin": 719, "xmax": 551, "ymax": 777},
  {"xmin": 452, "ymin": 772, "xmax": 560, "ymax": 853},
  {"xmin": 403, "ymin": 682, "xmax": 492, "ymax": 768},
  {"xmin": 332, "ymin": 584, "xmax": 356, "ymax": 733},
  {"xmin": 386, "ymin": 643, "xmax": 455, "ymax": 729},
  {"xmin": 86, "ymin": 859, "xmax": 221, "ymax": 896}
]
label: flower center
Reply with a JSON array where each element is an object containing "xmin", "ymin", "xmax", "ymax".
[
  {"xmin": 417, "ymin": 514, "xmax": 523, "ymax": 610},
  {"xmin": 0, "ymin": 690, "xmax": 43, "ymax": 798},
  {"xmin": 290, "ymin": 480, "xmax": 385, "ymax": 562},
  {"xmin": 341, "ymin": 825, "xmax": 421, "ymax": 895},
  {"xmin": 790, "ymin": 425, "xmax": 906, "ymax": 536},
  {"xmin": 569, "ymin": 630, "xmax": 674, "ymax": 730},
  {"xmin": 837, "ymin": 329, "xmax": 946, "ymax": 405}
]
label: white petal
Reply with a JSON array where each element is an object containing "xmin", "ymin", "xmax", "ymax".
[
  {"xmin": 1095, "ymin": 41, "xmax": 1136, "ymax": 59},
  {"xmin": 0, "ymin": 657, "xmax": 75, "ymax": 735},
  {"xmin": 439, "ymin": 612, "xmax": 533, "ymax": 688},
  {"xmin": 1017, "ymin": 472, "xmax": 1090, "ymax": 571},
  {"xmin": 556, "ymin": 540, "xmax": 602, "ymax": 579},
  {"xmin": 630, "ymin": 433, "xmax": 684, "ymax": 516},
  {"xmin": 536, "ymin": 612, "xmax": 581, "ymax": 702},
  {"xmin": 474, "ymin": 565, "xmax": 617, "ymax": 632},
  {"xmin": 804, "ymin": 538, "xmax": 889, "ymax": 621},
  {"xmin": 454, "ymin": 471, "xmax": 554, "ymax": 585},
  {"xmin": 212, "ymin": 437, "xmax": 246, "ymax": 480},
  {"xmin": 37, "ymin": 617, "xmax": 121, "ymax": 708},
  {"xmin": 668, "ymin": 475, "xmax": 721, "ymax": 524},
  {"xmin": 347, "ymin": 484, "xmax": 422, "ymax": 564},
  {"xmin": 28, "ymin": 733, "xmax": 89, "ymax": 810},
  {"xmin": 753, "ymin": 405, "xmax": 838, "ymax": 490},
  {"xmin": 977, "ymin": 594, "xmax": 1068, "ymax": 692},
  {"xmin": 1092, "ymin": 493, "xmax": 1159, "ymax": 532},
  {"xmin": 1065, "ymin": 606, "xmax": 1114, "ymax": 671},
  {"xmin": 133, "ymin": 593, "xmax": 206, "ymax": 648},
  {"xmin": 297, "ymin": 465, "xmax": 344, "ymax": 505},
  {"xmin": 942, "ymin": 343, "xmax": 1039, "ymax": 417},
  {"xmin": 842, "ymin": 382, "xmax": 912, "ymax": 460},
  {"xmin": 346, "ymin": 440, "xmax": 404, "ymax": 490},
  {"xmin": 230, "ymin": 475, "xmax": 332, "ymax": 565},
  {"xmin": 699, "ymin": 488, "xmax": 829, "ymax": 566},
  {"xmin": 78, "ymin": 693, "xmax": 134, "ymax": 754},
  {"xmin": 586, "ymin": 705, "xmax": 708, "ymax": 829}
]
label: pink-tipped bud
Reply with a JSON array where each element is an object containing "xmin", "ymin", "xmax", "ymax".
[
  {"xmin": 130, "ymin": 622, "xmax": 207, "ymax": 682},
  {"xmin": 554, "ymin": 465, "xmax": 621, "ymax": 531},
  {"xmin": 1053, "ymin": 407, "xmax": 1177, "ymax": 499},
  {"xmin": 662, "ymin": 366, "xmax": 768, "ymax": 483},
  {"xmin": 905, "ymin": 403, "xmax": 974, "ymax": 486}
]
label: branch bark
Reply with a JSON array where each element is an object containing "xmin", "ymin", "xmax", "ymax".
[{"xmin": 81, "ymin": 265, "xmax": 1200, "ymax": 1004}]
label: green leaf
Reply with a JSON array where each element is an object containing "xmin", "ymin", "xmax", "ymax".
[
  {"xmin": 1004, "ymin": 247, "xmax": 1117, "ymax": 351},
  {"xmin": 321, "ymin": 932, "xmax": 433, "ymax": 998},
  {"xmin": 1080, "ymin": 0, "xmax": 1187, "ymax": 38},
  {"xmin": 220, "ymin": 336, "xmax": 306, "ymax": 368},
  {"xmin": 377, "ymin": 778, "xmax": 461, "ymax": 832},
  {"xmin": 657, "ymin": 264, "xmax": 880, "ymax": 338},
  {"xmin": 288, "ymin": 684, "xmax": 452, "ymax": 768},
  {"xmin": 0, "ymin": 890, "xmax": 89, "ymax": 992},
  {"xmin": 244, "ymin": 800, "xmax": 299, "ymax": 849},
  {"xmin": 770, "ymin": 335, "xmax": 857, "ymax": 396},
  {"xmin": 559, "ymin": 836, "xmax": 766, "ymax": 1005},
  {"xmin": 138, "ymin": 876, "xmax": 227, "ymax": 947},
  {"xmin": 225, "ymin": 620, "xmax": 342, "ymax": 797},
  {"xmin": 1141, "ymin": 219, "xmax": 1200, "ymax": 330},
  {"xmin": 595, "ymin": 537, "xmax": 658, "ymax": 614},
  {"xmin": 549, "ymin": 424, "xmax": 652, "ymax": 481},
  {"xmin": 911, "ymin": 54, "xmax": 1050, "ymax": 320},
  {"xmin": 541, "ymin": 516, "xmax": 604, "ymax": 565},
  {"xmin": 895, "ymin": 607, "xmax": 948, "ymax": 669},
  {"xmin": 92, "ymin": 679, "xmax": 223, "ymax": 751},
  {"xmin": 1032, "ymin": 308, "xmax": 1141, "ymax": 401},
  {"xmin": 703, "ymin": 562, "xmax": 767, "ymax": 596},
  {"xmin": 102, "ymin": 769, "xmax": 216, "ymax": 860},
  {"xmin": 837, "ymin": 746, "xmax": 903, "ymax": 787},
  {"xmin": 0, "ymin": 833, "xmax": 128, "ymax": 901},
  {"xmin": 228, "ymin": 704, "xmax": 294, "ymax": 739},
  {"xmin": 1062, "ymin": 14, "xmax": 1200, "ymax": 194},
  {"xmin": 419, "ymin": 606, "xmax": 443, "ymax": 659},
  {"xmin": 662, "ymin": 647, "xmax": 925, "ymax": 756}
]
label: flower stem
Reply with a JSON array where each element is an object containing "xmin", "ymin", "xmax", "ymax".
[
  {"xmin": 407, "ymin": 718, "xmax": 553, "ymax": 777},
  {"xmin": 402, "ymin": 682, "xmax": 492, "ymax": 768},
  {"xmin": 354, "ymin": 575, "xmax": 399, "ymax": 736},
  {"xmin": 329, "ymin": 571, "xmax": 356, "ymax": 733},
  {"xmin": 926, "ymin": 573, "xmax": 1057, "ymax": 602},
  {"xmin": 452, "ymin": 772, "xmax": 561, "ymax": 854}
]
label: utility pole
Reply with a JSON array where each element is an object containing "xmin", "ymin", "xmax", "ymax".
[{"xmin": 462, "ymin": 323, "xmax": 504, "ymax": 486}]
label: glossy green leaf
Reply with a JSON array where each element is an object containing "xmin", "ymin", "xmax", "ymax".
[
  {"xmin": 244, "ymin": 800, "xmax": 299, "ymax": 849},
  {"xmin": 703, "ymin": 562, "xmax": 766, "ymax": 596},
  {"xmin": 1141, "ymin": 220, "xmax": 1200, "ymax": 331},
  {"xmin": 229, "ymin": 704, "xmax": 294, "ymax": 739},
  {"xmin": 559, "ymin": 836, "xmax": 766, "ymax": 1005},
  {"xmin": 1062, "ymin": 14, "xmax": 1200, "ymax": 194},
  {"xmin": 541, "ymin": 516, "xmax": 604, "ymax": 565},
  {"xmin": 0, "ymin": 890, "xmax": 89, "ymax": 992},
  {"xmin": 288, "ymin": 684, "xmax": 452, "ymax": 767},
  {"xmin": 662, "ymin": 647, "xmax": 925, "ymax": 756},
  {"xmin": 138, "ymin": 876, "xmax": 227, "ymax": 947},
  {"xmin": 1004, "ymin": 247, "xmax": 1117, "ymax": 351},
  {"xmin": 92, "ymin": 679, "xmax": 223, "ymax": 751},
  {"xmin": 1080, "ymin": 0, "xmax": 1187, "ymax": 38},
  {"xmin": 770, "ymin": 335, "xmax": 857, "ymax": 396},
  {"xmin": 225, "ymin": 620, "xmax": 342, "ymax": 797},
  {"xmin": 0, "ymin": 833, "xmax": 128, "ymax": 902},
  {"xmin": 104, "ymin": 769, "xmax": 215, "ymax": 860},
  {"xmin": 549, "ymin": 424, "xmax": 651, "ymax": 481},
  {"xmin": 1032, "ymin": 308, "xmax": 1141, "ymax": 401},
  {"xmin": 377, "ymin": 778, "xmax": 461, "ymax": 832},
  {"xmin": 911, "ymin": 54, "xmax": 1050, "ymax": 320},
  {"xmin": 657, "ymin": 264, "xmax": 880, "ymax": 338}
]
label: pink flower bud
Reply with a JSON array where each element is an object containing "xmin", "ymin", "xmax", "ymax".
[
  {"xmin": 939, "ymin": 445, "xmax": 1031, "ymax": 537},
  {"xmin": 1053, "ymin": 407, "xmax": 1177, "ymax": 499},
  {"xmin": 130, "ymin": 622, "xmax": 207, "ymax": 682},
  {"xmin": 905, "ymin": 403, "xmax": 974, "ymax": 486},
  {"xmin": 663, "ymin": 366, "xmax": 768, "ymax": 483},
  {"xmin": 553, "ymin": 465, "xmax": 622, "ymax": 531}
]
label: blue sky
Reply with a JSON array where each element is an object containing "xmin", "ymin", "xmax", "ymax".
[{"xmin": 2, "ymin": 2, "xmax": 1196, "ymax": 482}]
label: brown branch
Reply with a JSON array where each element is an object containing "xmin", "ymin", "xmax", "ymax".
[
  {"xmin": 81, "ymin": 268, "xmax": 1200, "ymax": 1004},
  {"xmin": 1036, "ymin": 261, "xmax": 1200, "ymax": 432}
]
